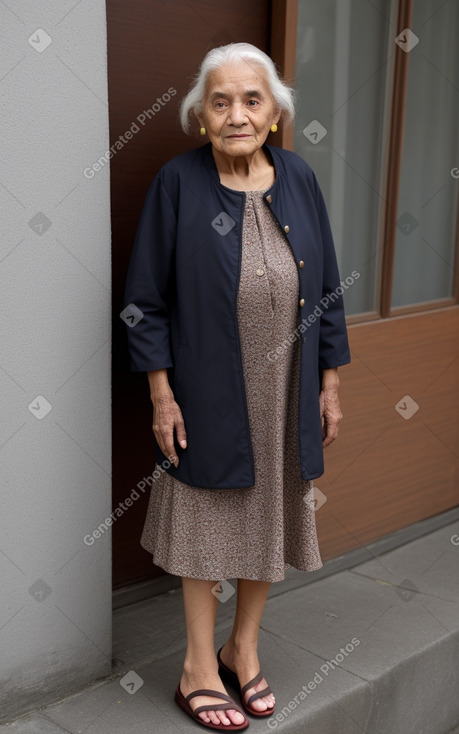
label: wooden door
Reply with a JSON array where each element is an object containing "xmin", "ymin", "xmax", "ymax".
[{"xmin": 108, "ymin": 0, "xmax": 271, "ymax": 588}]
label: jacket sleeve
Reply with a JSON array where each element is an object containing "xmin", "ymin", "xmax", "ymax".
[
  {"xmin": 123, "ymin": 173, "xmax": 177, "ymax": 372},
  {"xmin": 312, "ymin": 172, "xmax": 351, "ymax": 370}
]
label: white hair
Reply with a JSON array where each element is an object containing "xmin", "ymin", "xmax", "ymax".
[{"xmin": 179, "ymin": 42, "xmax": 295, "ymax": 134}]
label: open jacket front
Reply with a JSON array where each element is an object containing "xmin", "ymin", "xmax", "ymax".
[{"xmin": 123, "ymin": 142, "xmax": 351, "ymax": 489}]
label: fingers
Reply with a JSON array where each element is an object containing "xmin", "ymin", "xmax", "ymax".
[
  {"xmin": 320, "ymin": 387, "xmax": 342, "ymax": 448},
  {"xmin": 175, "ymin": 413, "xmax": 187, "ymax": 450},
  {"xmin": 322, "ymin": 409, "xmax": 343, "ymax": 448},
  {"xmin": 153, "ymin": 422, "xmax": 177, "ymax": 465},
  {"xmin": 152, "ymin": 399, "xmax": 187, "ymax": 467},
  {"xmin": 322, "ymin": 421, "xmax": 339, "ymax": 448}
]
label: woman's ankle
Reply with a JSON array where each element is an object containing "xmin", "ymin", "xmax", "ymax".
[
  {"xmin": 224, "ymin": 636, "xmax": 259, "ymax": 656},
  {"xmin": 183, "ymin": 655, "xmax": 218, "ymax": 678}
]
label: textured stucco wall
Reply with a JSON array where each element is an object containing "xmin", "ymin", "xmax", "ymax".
[{"xmin": 0, "ymin": 0, "xmax": 112, "ymax": 722}]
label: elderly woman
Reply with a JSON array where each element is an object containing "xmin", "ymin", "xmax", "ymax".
[{"xmin": 123, "ymin": 42, "xmax": 350, "ymax": 731}]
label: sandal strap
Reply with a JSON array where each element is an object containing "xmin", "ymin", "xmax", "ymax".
[
  {"xmin": 185, "ymin": 688, "xmax": 233, "ymax": 705},
  {"xmin": 240, "ymin": 670, "xmax": 264, "ymax": 696},
  {"xmin": 247, "ymin": 686, "xmax": 272, "ymax": 706}
]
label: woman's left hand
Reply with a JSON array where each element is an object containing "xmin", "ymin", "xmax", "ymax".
[{"xmin": 320, "ymin": 368, "xmax": 343, "ymax": 448}]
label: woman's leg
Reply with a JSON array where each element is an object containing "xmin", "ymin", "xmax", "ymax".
[
  {"xmin": 219, "ymin": 578, "xmax": 275, "ymax": 712},
  {"xmin": 179, "ymin": 577, "xmax": 246, "ymax": 727}
]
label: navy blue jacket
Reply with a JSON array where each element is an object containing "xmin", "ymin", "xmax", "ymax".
[{"xmin": 123, "ymin": 143, "xmax": 350, "ymax": 488}]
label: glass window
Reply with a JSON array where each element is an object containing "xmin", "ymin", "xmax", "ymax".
[
  {"xmin": 294, "ymin": 0, "xmax": 392, "ymax": 315},
  {"xmin": 391, "ymin": 0, "xmax": 459, "ymax": 308}
]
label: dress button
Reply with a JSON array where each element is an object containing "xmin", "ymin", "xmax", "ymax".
[
  {"xmin": 266, "ymin": 195, "xmax": 272, "ymax": 204},
  {"xmin": 284, "ymin": 225, "xmax": 290, "ymax": 233},
  {"xmin": 299, "ymin": 298, "xmax": 305, "ymax": 307},
  {"xmin": 299, "ymin": 260, "xmax": 305, "ymax": 268},
  {"xmin": 256, "ymin": 268, "xmax": 264, "ymax": 277}
]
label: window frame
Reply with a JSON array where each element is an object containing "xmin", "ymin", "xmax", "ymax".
[{"xmin": 271, "ymin": 0, "xmax": 459, "ymax": 324}]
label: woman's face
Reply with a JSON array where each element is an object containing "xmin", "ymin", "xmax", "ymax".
[{"xmin": 197, "ymin": 61, "xmax": 280, "ymax": 159}]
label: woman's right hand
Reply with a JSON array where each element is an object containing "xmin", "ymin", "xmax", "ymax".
[
  {"xmin": 148, "ymin": 369, "xmax": 187, "ymax": 467},
  {"xmin": 151, "ymin": 394, "xmax": 187, "ymax": 467}
]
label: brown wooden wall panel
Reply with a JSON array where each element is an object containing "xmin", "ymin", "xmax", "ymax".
[{"xmin": 315, "ymin": 308, "xmax": 459, "ymax": 560}]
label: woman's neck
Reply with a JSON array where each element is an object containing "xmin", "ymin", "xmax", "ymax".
[{"xmin": 212, "ymin": 146, "xmax": 275, "ymax": 192}]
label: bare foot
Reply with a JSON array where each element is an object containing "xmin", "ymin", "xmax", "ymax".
[
  {"xmin": 219, "ymin": 642, "xmax": 275, "ymax": 713},
  {"xmin": 179, "ymin": 668, "xmax": 247, "ymax": 727}
]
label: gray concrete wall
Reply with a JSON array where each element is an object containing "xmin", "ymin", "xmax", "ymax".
[{"xmin": 0, "ymin": 0, "xmax": 112, "ymax": 722}]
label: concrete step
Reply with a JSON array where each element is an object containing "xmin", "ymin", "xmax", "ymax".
[{"xmin": 1, "ymin": 521, "xmax": 458, "ymax": 733}]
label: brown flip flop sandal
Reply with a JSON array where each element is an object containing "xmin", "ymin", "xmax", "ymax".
[
  {"xmin": 175, "ymin": 683, "xmax": 249, "ymax": 730},
  {"xmin": 217, "ymin": 646, "xmax": 275, "ymax": 718}
]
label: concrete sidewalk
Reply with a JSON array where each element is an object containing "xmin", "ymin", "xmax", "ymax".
[{"xmin": 2, "ymin": 520, "xmax": 459, "ymax": 734}]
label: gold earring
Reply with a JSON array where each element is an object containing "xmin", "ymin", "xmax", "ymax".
[
  {"xmin": 200, "ymin": 127, "xmax": 206, "ymax": 136},
  {"xmin": 270, "ymin": 124, "xmax": 278, "ymax": 133}
]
